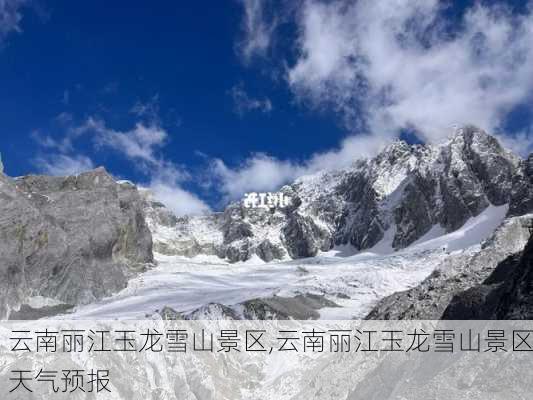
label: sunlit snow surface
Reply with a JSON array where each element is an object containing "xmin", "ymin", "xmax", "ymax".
[{"xmin": 63, "ymin": 204, "xmax": 508, "ymax": 320}]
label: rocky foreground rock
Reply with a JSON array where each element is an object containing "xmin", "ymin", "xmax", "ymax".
[
  {"xmin": 442, "ymin": 224, "xmax": 533, "ymax": 319},
  {"xmin": 0, "ymin": 166, "xmax": 153, "ymax": 319}
]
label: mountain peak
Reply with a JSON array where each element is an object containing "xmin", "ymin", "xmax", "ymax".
[
  {"xmin": 379, "ymin": 139, "xmax": 412, "ymax": 158},
  {"xmin": 147, "ymin": 127, "xmax": 532, "ymax": 264},
  {"xmin": 448, "ymin": 125, "xmax": 502, "ymax": 150},
  {"xmin": 451, "ymin": 124, "xmax": 486, "ymax": 138}
]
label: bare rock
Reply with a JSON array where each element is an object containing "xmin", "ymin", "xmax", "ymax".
[{"xmin": 0, "ymin": 168, "xmax": 153, "ymax": 319}]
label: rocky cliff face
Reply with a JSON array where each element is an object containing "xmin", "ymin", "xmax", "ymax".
[
  {"xmin": 0, "ymin": 167, "xmax": 153, "ymax": 319},
  {"xmin": 508, "ymin": 154, "xmax": 533, "ymax": 217},
  {"xmin": 442, "ymin": 225, "xmax": 533, "ymax": 320},
  {"xmin": 147, "ymin": 126, "xmax": 527, "ymax": 263}
]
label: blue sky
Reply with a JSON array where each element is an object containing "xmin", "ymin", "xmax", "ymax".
[{"xmin": 1, "ymin": 0, "xmax": 533, "ymax": 214}]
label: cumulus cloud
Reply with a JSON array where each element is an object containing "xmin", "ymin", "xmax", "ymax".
[
  {"xmin": 212, "ymin": 132, "xmax": 392, "ymax": 200},
  {"xmin": 230, "ymin": 83, "xmax": 272, "ymax": 115},
  {"xmin": 0, "ymin": 0, "xmax": 27, "ymax": 44},
  {"xmin": 303, "ymin": 133, "xmax": 394, "ymax": 172},
  {"xmin": 149, "ymin": 181, "xmax": 211, "ymax": 216},
  {"xmin": 287, "ymin": 0, "xmax": 533, "ymax": 142},
  {"xmin": 217, "ymin": 0, "xmax": 533, "ymax": 202},
  {"xmin": 212, "ymin": 154, "xmax": 301, "ymax": 200},
  {"xmin": 34, "ymin": 154, "xmax": 95, "ymax": 176},
  {"xmin": 222, "ymin": 0, "xmax": 533, "ymax": 202}
]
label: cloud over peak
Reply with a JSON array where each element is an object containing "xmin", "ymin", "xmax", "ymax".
[
  {"xmin": 35, "ymin": 154, "xmax": 95, "ymax": 177},
  {"xmin": 287, "ymin": 0, "xmax": 533, "ymax": 142}
]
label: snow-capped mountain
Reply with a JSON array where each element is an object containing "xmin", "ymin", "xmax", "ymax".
[
  {"xmin": 74, "ymin": 125, "xmax": 525, "ymax": 321},
  {"xmin": 145, "ymin": 126, "xmax": 530, "ymax": 264},
  {"xmin": 4, "ymin": 125, "xmax": 533, "ymax": 321}
]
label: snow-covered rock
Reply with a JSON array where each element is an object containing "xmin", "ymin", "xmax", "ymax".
[
  {"xmin": 62, "ymin": 188, "xmax": 514, "ymax": 321},
  {"xmin": 366, "ymin": 214, "xmax": 533, "ymax": 319},
  {"xmin": 146, "ymin": 126, "xmax": 527, "ymax": 263}
]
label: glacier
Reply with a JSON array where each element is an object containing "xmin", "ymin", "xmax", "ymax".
[{"xmin": 61, "ymin": 204, "xmax": 509, "ymax": 320}]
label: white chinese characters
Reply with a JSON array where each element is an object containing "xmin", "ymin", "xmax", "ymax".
[{"xmin": 243, "ymin": 192, "xmax": 291, "ymax": 209}]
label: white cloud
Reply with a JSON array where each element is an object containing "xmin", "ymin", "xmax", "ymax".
[
  {"xmin": 85, "ymin": 118, "xmax": 169, "ymax": 168},
  {"xmin": 149, "ymin": 181, "xmax": 211, "ymax": 216},
  {"xmin": 304, "ymin": 133, "xmax": 393, "ymax": 173},
  {"xmin": 78, "ymin": 118, "xmax": 189, "ymax": 181},
  {"xmin": 35, "ymin": 154, "xmax": 95, "ymax": 176},
  {"xmin": 212, "ymin": 132, "xmax": 392, "ymax": 200},
  {"xmin": 222, "ymin": 0, "xmax": 533, "ymax": 202},
  {"xmin": 75, "ymin": 118, "xmax": 210, "ymax": 215},
  {"xmin": 212, "ymin": 154, "xmax": 301, "ymax": 200},
  {"xmin": 287, "ymin": 0, "xmax": 533, "ymax": 143},
  {"xmin": 230, "ymin": 83, "xmax": 272, "ymax": 115},
  {"xmin": 496, "ymin": 126, "xmax": 533, "ymax": 157},
  {"xmin": 0, "ymin": 0, "xmax": 27, "ymax": 44},
  {"xmin": 236, "ymin": 0, "xmax": 278, "ymax": 62}
]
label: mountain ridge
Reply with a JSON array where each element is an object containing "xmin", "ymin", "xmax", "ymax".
[
  {"xmin": 3, "ymin": 125, "xmax": 533, "ymax": 321},
  {"xmin": 145, "ymin": 125, "xmax": 531, "ymax": 263}
]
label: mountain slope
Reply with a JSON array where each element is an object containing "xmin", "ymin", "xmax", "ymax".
[
  {"xmin": 26, "ymin": 125, "xmax": 533, "ymax": 321},
  {"xmin": 366, "ymin": 213, "xmax": 533, "ymax": 319},
  {"xmin": 442, "ymin": 222, "xmax": 533, "ymax": 320},
  {"xmin": 0, "ymin": 167, "xmax": 154, "ymax": 319},
  {"xmin": 146, "ymin": 126, "xmax": 526, "ymax": 264},
  {"xmin": 5, "ymin": 126, "xmax": 532, "ymax": 321},
  {"xmin": 64, "ymin": 192, "xmax": 517, "ymax": 320}
]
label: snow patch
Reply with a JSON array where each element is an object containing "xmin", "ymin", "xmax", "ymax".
[{"xmin": 411, "ymin": 204, "xmax": 508, "ymax": 252}]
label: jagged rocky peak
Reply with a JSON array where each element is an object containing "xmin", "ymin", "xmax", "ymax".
[
  {"xmin": 146, "ymin": 126, "xmax": 532, "ymax": 263},
  {"xmin": 0, "ymin": 167, "xmax": 154, "ymax": 319},
  {"xmin": 444, "ymin": 126, "xmax": 519, "ymax": 205}
]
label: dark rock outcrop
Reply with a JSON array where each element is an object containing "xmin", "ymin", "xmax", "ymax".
[
  {"xmin": 441, "ymin": 254, "xmax": 521, "ymax": 319},
  {"xmin": 181, "ymin": 294, "xmax": 339, "ymax": 320},
  {"xmin": 241, "ymin": 294, "xmax": 339, "ymax": 320},
  {"xmin": 187, "ymin": 303, "xmax": 242, "ymax": 320},
  {"xmin": 282, "ymin": 213, "xmax": 331, "ymax": 258},
  {"xmin": 443, "ymin": 227, "xmax": 533, "ymax": 320},
  {"xmin": 159, "ymin": 306, "xmax": 185, "ymax": 320}
]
